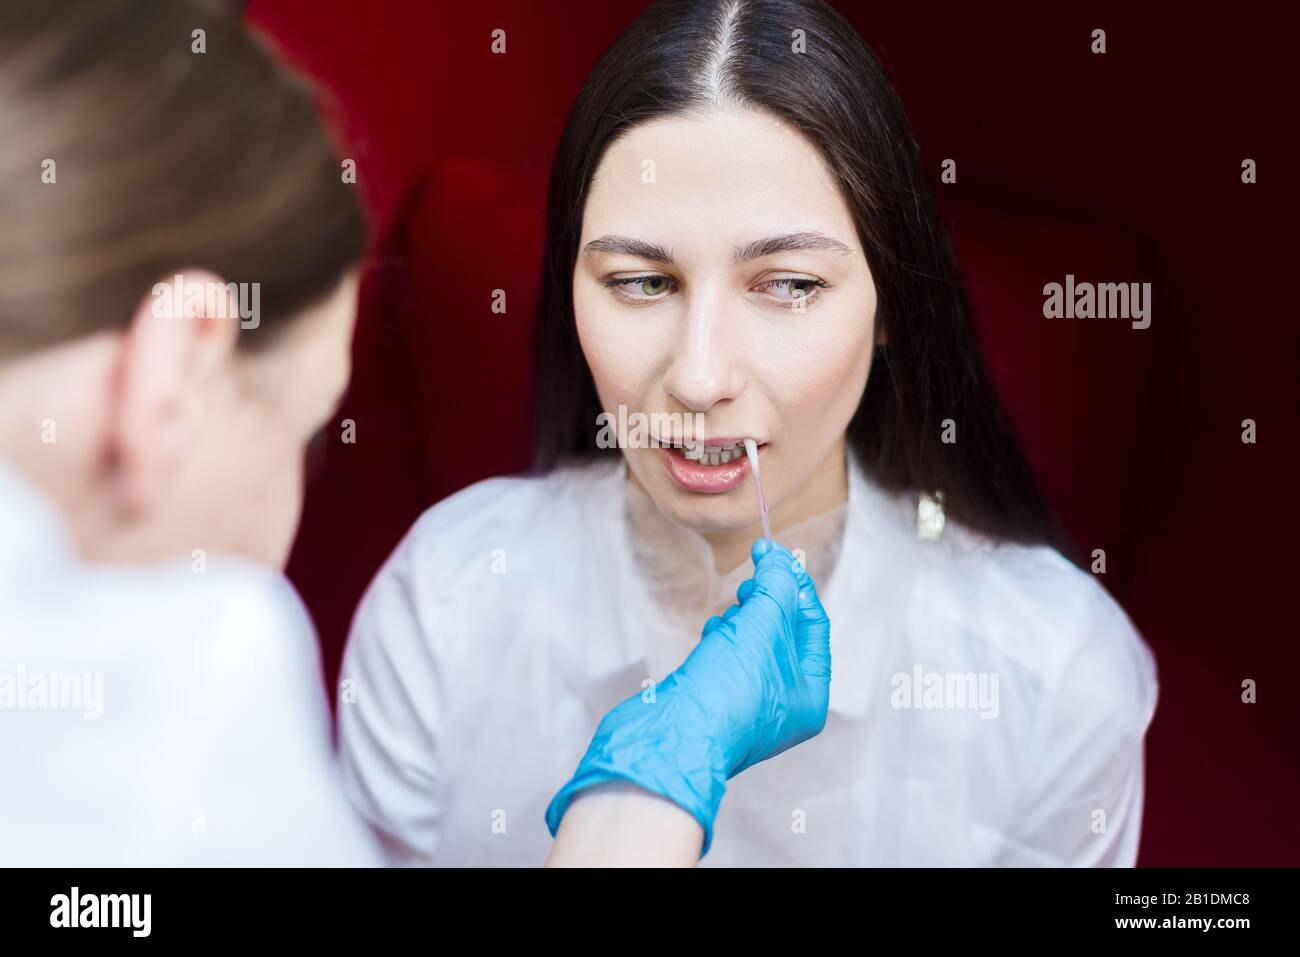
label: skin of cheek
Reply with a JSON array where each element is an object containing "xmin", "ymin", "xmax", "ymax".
[
  {"xmin": 742, "ymin": 317, "xmax": 875, "ymax": 525},
  {"xmin": 243, "ymin": 307, "xmax": 354, "ymax": 566},
  {"xmin": 574, "ymin": 284, "xmax": 688, "ymax": 518},
  {"xmin": 248, "ymin": 278, "xmax": 356, "ymax": 564},
  {"xmin": 184, "ymin": 295, "xmax": 353, "ymax": 568},
  {"xmin": 242, "ymin": 379, "xmax": 311, "ymax": 567},
  {"xmin": 573, "ymin": 284, "xmax": 675, "ymax": 438}
]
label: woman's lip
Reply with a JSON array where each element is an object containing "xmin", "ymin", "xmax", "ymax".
[{"xmin": 659, "ymin": 444, "xmax": 763, "ymax": 493}]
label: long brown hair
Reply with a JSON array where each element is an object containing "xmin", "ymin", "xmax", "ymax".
[{"xmin": 0, "ymin": 0, "xmax": 365, "ymax": 357}]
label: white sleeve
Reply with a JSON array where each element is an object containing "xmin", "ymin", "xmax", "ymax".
[
  {"xmin": 997, "ymin": 589, "xmax": 1159, "ymax": 867},
  {"xmin": 184, "ymin": 568, "xmax": 385, "ymax": 867},
  {"xmin": 336, "ymin": 533, "xmax": 447, "ymax": 866}
]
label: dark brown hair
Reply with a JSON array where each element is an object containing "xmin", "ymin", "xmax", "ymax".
[
  {"xmin": 0, "ymin": 0, "xmax": 366, "ymax": 356},
  {"xmin": 532, "ymin": 0, "xmax": 1069, "ymax": 552}
]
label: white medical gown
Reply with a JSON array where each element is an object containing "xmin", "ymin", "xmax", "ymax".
[
  {"xmin": 337, "ymin": 451, "xmax": 1159, "ymax": 866},
  {"xmin": 0, "ymin": 461, "xmax": 381, "ymax": 866}
]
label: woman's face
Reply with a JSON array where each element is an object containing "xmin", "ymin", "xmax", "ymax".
[{"xmin": 574, "ymin": 108, "xmax": 878, "ymax": 538}]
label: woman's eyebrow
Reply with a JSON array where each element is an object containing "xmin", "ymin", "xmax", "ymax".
[
  {"xmin": 734, "ymin": 231, "xmax": 854, "ymax": 262},
  {"xmin": 582, "ymin": 235, "xmax": 675, "ymax": 263},
  {"xmin": 581, "ymin": 230, "xmax": 852, "ymax": 265}
]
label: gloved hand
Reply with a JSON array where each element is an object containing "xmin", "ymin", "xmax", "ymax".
[{"xmin": 544, "ymin": 538, "xmax": 831, "ymax": 857}]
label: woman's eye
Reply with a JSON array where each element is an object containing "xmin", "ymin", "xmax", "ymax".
[
  {"xmin": 754, "ymin": 276, "xmax": 829, "ymax": 306},
  {"xmin": 603, "ymin": 274, "xmax": 827, "ymax": 307},
  {"xmin": 605, "ymin": 275, "xmax": 675, "ymax": 300},
  {"xmin": 638, "ymin": 276, "xmax": 671, "ymax": 296}
]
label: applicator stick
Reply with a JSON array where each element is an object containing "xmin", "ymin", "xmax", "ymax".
[{"xmin": 743, "ymin": 438, "xmax": 772, "ymax": 542}]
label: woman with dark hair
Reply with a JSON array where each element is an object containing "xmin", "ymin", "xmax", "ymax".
[{"xmin": 341, "ymin": 0, "xmax": 1158, "ymax": 866}]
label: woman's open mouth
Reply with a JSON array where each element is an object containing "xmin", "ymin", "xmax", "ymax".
[{"xmin": 657, "ymin": 438, "xmax": 765, "ymax": 493}]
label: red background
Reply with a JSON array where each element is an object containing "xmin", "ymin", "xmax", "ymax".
[{"xmin": 246, "ymin": 0, "xmax": 1298, "ymax": 866}]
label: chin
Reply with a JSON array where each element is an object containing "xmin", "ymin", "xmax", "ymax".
[
  {"xmin": 633, "ymin": 457, "xmax": 762, "ymax": 536},
  {"xmin": 676, "ymin": 499, "xmax": 756, "ymax": 532}
]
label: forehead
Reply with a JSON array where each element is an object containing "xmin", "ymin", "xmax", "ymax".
[{"xmin": 582, "ymin": 108, "xmax": 855, "ymax": 250}]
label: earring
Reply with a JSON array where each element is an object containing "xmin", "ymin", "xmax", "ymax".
[{"xmin": 917, "ymin": 490, "xmax": 946, "ymax": 541}]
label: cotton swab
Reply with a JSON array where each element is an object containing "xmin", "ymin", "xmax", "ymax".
[{"xmin": 743, "ymin": 438, "xmax": 772, "ymax": 542}]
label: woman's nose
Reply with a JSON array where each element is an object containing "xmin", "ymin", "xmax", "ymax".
[{"xmin": 662, "ymin": 292, "xmax": 744, "ymax": 412}]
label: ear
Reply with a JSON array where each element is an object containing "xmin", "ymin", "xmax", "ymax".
[{"xmin": 110, "ymin": 270, "xmax": 241, "ymax": 515}]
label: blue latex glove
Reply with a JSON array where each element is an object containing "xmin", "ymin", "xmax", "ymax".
[{"xmin": 544, "ymin": 538, "xmax": 831, "ymax": 857}]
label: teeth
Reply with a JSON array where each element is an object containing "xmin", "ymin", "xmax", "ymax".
[{"xmin": 679, "ymin": 440, "xmax": 747, "ymax": 466}]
